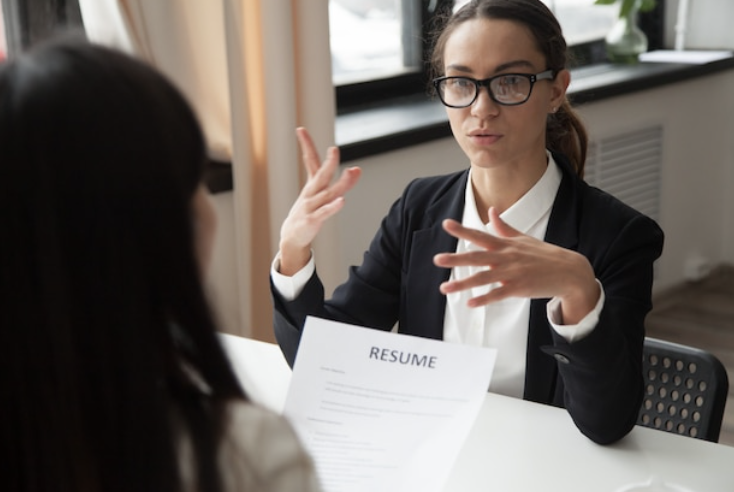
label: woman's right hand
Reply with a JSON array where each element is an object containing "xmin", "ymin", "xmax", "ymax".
[{"xmin": 278, "ymin": 127, "xmax": 362, "ymax": 276}]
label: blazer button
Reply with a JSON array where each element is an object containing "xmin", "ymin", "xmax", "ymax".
[{"xmin": 554, "ymin": 353, "xmax": 570, "ymax": 364}]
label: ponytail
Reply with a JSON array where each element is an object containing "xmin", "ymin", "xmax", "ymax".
[{"xmin": 547, "ymin": 99, "xmax": 588, "ymax": 178}]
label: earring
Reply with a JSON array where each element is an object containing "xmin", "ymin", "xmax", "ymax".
[{"xmin": 551, "ymin": 106, "xmax": 558, "ymax": 113}]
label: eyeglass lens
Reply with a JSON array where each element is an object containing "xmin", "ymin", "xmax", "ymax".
[{"xmin": 438, "ymin": 74, "xmax": 534, "ymax": 107}]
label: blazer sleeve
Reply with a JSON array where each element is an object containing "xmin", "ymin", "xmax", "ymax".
[{"xmin": 545, "ymin": 209, "xmax": 664, "ymax": 444}]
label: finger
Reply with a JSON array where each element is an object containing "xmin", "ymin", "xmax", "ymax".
[
  {"xmin": 489, "ymin": 207, "xmax": 520, "ymax": 238},
  {"xmin": 321, "ymin": 145, "xmax": 343, "ymax": 181},
  {"xmin": 301, "ymin": 145, "xmax": 342, "ymax": 197},
  {"xmin": 329, "ymin": 164, "xmax": 362, "ymax": 197},
  {"xmin": 433, "ymin": 250, "xmax": 495, "ymax": 268},
  {"xmin": 441, "ymin": 219, "xmax": 501, "ymax": 248},
  {"xmin": 438, "ymin": 269, "xmax": 498, "ymax": 294},
  {"xmin": 304, "ymin": 164, "xmax": 361, "ymax": 213},
  {"xmin": 438, "ymin": 271, "xmax": 516, "ymax": 307},
  {"xmin": 465, "ymin": 285, "xmax": 512, "ymax": 307},
  {"xmin": 296, "ymin": 127, "xmax": 326, "ymax": 178},
  {"xmin": 310, "ymin": 196, "xmax": 348, "ymax": 222}
]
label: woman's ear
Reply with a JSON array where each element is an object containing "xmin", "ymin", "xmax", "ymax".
[{"xmin": 550, "ymin": 69, "xmax": 571, "ymax": 109}]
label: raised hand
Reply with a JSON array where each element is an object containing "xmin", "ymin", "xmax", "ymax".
[
  {"xmin": 433, "ymin": 207, "xmax": 599, "ymax": 324},
  {"xmin": 278, "ymin": 127, "xmax": 362, "ymax": 276}
]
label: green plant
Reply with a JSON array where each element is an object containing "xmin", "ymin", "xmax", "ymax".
[{"xmin": 594, "ymin": 0, "xmax": 656, "ymax": 18}]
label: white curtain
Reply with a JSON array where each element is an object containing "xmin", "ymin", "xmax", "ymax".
[{"xmin": 78, "ymin": 0, "xmax": 339, "ymax": 341}]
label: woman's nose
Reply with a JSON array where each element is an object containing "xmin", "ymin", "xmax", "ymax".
[{"xmin": 470, "ymin": 86, "xmax": 500, "ymax": 119}]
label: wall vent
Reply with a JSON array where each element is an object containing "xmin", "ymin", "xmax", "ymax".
[{"xmin": 585, "ymin": 125, "xmax": 663, "ymax": 222}]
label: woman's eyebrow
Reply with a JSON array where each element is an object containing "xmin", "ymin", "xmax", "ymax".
[
  {"xmin": 445, "ymin": 60, "xmax": 538, "ymax": 75},
  {"xmin": 445, "ymin": 63, "xmax": 473, "ymax": 74},
  {"xmin": 493, "ymin": 60, "xmax": 536, "ymax": 73}
]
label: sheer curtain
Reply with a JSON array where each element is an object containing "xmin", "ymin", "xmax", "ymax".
[{"xmin": 78, "ymin": 0, "xmax": 339, "ymax": 341}]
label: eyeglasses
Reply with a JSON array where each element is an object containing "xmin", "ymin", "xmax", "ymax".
[{"xmin": 433, "ymin": 70, "xmax": 555, "ymax": 108}]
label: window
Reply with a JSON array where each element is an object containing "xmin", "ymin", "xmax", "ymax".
[
  {"xmin": 1, "ymin": 0, "xmax": 83, "ymax": 57},
  {"xmin": 331, "ymin": 0, "xmax": 664, "ymax": 111},
  {"xmin": 330, "ymin": 0, "xmax": 433, "ymax": 109},
  {"xmin": 330, "ymin": 0, "xmax": 422, "ymax": 87}
]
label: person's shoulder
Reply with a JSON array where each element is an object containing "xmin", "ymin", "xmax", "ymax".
[
  {"xmin": 556, "ymin": 153, "xmax": 659, "ymax": 227},
  {"xmin": 572, "ymin": 175, "xmax": 664, "ymax": 249},
  {"xmin": 583, "ymin": 183, "xmax": 642, "ymax": 218},
  {"xmin": 553, "ymin": 153, "xmax": 663, "ymax": 249},
  {"xmin": 405, "ymin": 168, "xmax": 468, "ymax": 189},
  {"xmin": 220, "ymin": 402, "xmax": 321, "ymax": 492},
  {"xmin": 224, "ymin": 402, "xmax": 305, "ymax": 454},
  {"xmin": 401, "ymin": 168, "xmax": 468, "ymax": 202},
  {"xmin": 580, "ymin": 180, "xmax": 660, "ymax": 232},
  {"xmin": 226, "ymin": 400, "xmax": 288, "ymax": 428}
]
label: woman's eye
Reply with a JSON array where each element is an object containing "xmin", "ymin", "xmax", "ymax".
[
  {"xmin": 499, "ymin": 75, "xmax": 522, "ymax": 87},
  {"xmin": 448, "ymin": 78, "xmax": 472, "ymax": 89}
]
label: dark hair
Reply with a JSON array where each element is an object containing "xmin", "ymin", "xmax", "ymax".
[
  {"xmin": 429, "ymin": 0, "xmax": 588, "ymax": 176},
  {"xmin": 0, "ymin": 38, "xmax": 246, "ymax": 492}
]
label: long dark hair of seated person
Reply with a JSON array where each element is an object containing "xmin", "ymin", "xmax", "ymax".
[{"xmin": 0, "ymin": 38, "xmax": 246, "ymax": 492}]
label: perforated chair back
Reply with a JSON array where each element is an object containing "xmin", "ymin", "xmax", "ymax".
[{"xmin": 638, "ymin": 337, "xmax": 729, "ymax": 442}]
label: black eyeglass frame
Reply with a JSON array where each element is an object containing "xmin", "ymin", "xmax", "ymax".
[{"xmin": 432, "ymin": 69, "xmax": 556, "ymax": 108}]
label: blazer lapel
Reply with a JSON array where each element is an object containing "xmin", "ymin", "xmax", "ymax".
[
  {"xmin": 401, "ymin": 171, "xmax": 468, "ymax": 340},
  {"xmin": 543, "ymin": 155, "xmax": 580, "ymax": 251}
]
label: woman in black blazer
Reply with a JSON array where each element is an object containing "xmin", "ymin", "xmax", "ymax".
[{"xmin": 271, "ymin": 0, "xmax": 664, "ymax": 445}]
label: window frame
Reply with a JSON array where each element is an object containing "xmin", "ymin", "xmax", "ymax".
[{"xmin": 335, "ymin": 0, "xmax": 665, "ymax": 113}]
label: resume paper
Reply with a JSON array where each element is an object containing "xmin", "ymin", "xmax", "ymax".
[{"xmin": 283, "ymin": 316, "xmax": 497, "ymax": 492}]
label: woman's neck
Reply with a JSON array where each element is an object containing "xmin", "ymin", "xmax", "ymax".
[{"xmin": 470, "ymin": 152, "xmax": 548, "ymax": 223}]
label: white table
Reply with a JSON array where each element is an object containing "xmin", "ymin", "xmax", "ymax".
[
  {"xmin": 444, "ymin": 392, "xmax": 734, "ymax": 492},
  {"xmin": 219, "ymin": 334, "xmax": 734, "ymax": 492}
]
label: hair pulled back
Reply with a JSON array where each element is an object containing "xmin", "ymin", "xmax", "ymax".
[{"xmin": 430, "ymin": 0, "xmax": 588, "ymax": 176}]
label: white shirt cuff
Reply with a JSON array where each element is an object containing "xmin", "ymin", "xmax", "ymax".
[
  {"xmin": 270, "ymin": 251, "xmax": 315, "ymax": 301},
  {"xmin": 546, "ymin": 280, "xmax": 605, "ymax": 343}
]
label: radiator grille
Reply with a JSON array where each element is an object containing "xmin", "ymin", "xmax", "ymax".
[{"xmin": 585, "ymin": 125, "xmax": 663, "ymax": 221}]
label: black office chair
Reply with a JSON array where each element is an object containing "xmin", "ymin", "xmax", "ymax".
[{"xmin": 638, "ymin": 337, "xmax": 729, "ymax": 442}]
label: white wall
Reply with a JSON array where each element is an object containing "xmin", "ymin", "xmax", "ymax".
[{"xmin": 661, "ymin": 0, "xmax": 734, "ymax": 271}]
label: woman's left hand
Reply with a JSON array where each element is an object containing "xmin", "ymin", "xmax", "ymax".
[{"xmin": 433, "ymin": 207, "xmax": 600, "ymax": 325}]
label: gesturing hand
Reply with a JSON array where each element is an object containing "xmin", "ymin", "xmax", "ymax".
[
  {"xmin": 433, "ymin": 207, "xmax": 599, "ymax": 325},
  {"xmin": 278, "ymin": 127, "xmax": 362, "ymax": 276}
]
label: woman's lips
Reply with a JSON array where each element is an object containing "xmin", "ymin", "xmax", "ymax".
[{"xmin": 468, "ymin": 132, "xmax": 502, "ymax": 145}]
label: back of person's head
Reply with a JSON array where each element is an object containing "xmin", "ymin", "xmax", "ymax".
[
  {"xmin": 0, "ymin": 37, "xmax": 244, "ymax": 492},
  {"xmin": 430, "ymin": 0, "xmax": 588, "ymax": 176}
]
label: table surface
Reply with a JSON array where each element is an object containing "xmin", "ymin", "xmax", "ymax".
[
  {"xmin": 445, "ymin": 393, "xmax": 734, "ymax": 492},
  {"xmin": 220, "ymin": 334, "xmax": 734, "ymax": 492}
]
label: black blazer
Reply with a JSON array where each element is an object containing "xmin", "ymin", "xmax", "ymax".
[{"xmin": 272, "ymin": 154, "xmax": 664, "ymax": 444}]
